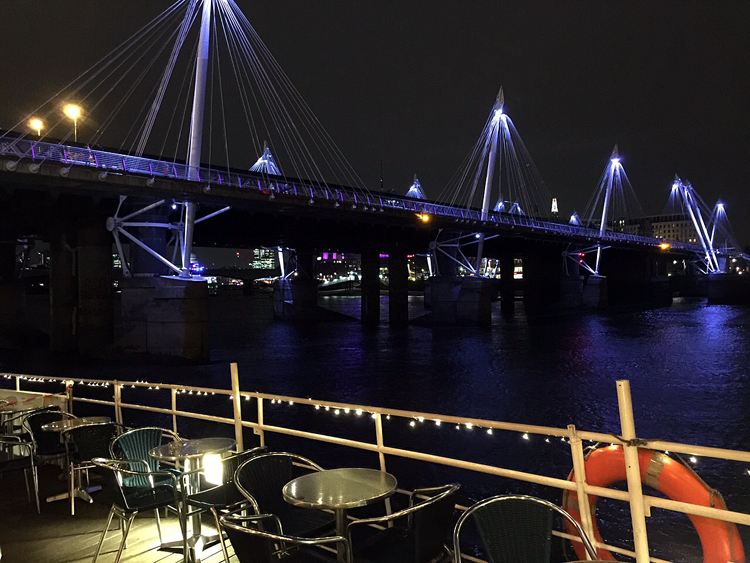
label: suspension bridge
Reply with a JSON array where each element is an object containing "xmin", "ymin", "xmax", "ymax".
[{"xmin": 0, "ymin": 0, "xmax": 745, "ymax": 361}]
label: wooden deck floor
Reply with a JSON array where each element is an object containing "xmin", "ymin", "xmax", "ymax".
[{"xmin": 0, "ymin": 464, "xmax": 235, "ymax": 563}]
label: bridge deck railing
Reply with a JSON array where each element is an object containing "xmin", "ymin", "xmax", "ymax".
[
  {"xmin": 3, "ymin": 367, "xmax": 749, "ymax": 563},
  {"xmin": 1, "ymin": 137, "xmax": 700, "ymax": 253}
]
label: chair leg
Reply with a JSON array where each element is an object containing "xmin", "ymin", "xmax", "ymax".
[
  {"xmin": 23, "ymin": 468, "xmax": 31, "ymax": 502},
  {"xmin": 212, "ymin": 508, "xmax": 231, "ymax": 563},
  {"xmin": 70, "ymin": 465, "xmax": 76, "ymax": 516},
  {"xmin": 114, "ymin": 513, "xmax": 136, "ymax": 563},
  {"xmin": 32, "ymin": 464, "xmax": 40, "ymax": 514},
  {"xmin": 154, "ymin": 508, "xmax": 164, "ymax": 543},
  {"xmin": 92, "ymin": 506, "xmax": 117, "ymax": 563}
]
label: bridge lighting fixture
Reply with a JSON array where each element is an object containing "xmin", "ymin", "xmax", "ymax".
[
  {"xmin": 417, "ymin": 213, "xmax": 430, "ymax": 223},
  {"xmin": 659, "ymin": 242, "xmax": 671, "ymax": 250},
  {"xmin": 671, "ymin": 182, "xmax": 680, "ymax": 192},
  {"xmin": 28, "ymin": 118, "xmax": 44, "ymax": 136},
  {"xmin": 63, "ymin": 104, "xmax": 82, "ymax": 142},
  {"xmin": 717, "ymin": 202, "xmax": 725, "ymax": 212}
]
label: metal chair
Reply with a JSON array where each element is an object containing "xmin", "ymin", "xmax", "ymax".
[
  {"xmin": 109, "ymin": 426, "xmax": 179, "ymax": 488},
  {"xmin": 91, "ymin": 458, "xmax": 187, "ymax": 563},
  {"xmin": 235, "ymin": 452, "xmax": 336, "ymax": 538},
  {"xmin": 347, "ymin": 483, "xmax": 460, "ymax": 563},
  {"xmin": 23, "ymin": 410, "xmax": 76, "ymax": 466},
  {"xmin": 63, "ymin": 422, "xmax": 123, "ymax": 515},
  {"xmin": 220, "ymin": 508, "xmax": 350, "ymax": 563},
  {"xmin": 452, "ymin": 494, "xmax": 597, "ymax": 563},
  {"xmin": 186, "ymin": 446, "xmax": 267, "ymax": 563},
  {"xmin": 0, "ymin": 434, "xmax": 40, "ymax": 513}
]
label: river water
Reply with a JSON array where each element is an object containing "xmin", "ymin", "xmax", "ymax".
[{"xmin": 3, "ymin": 292, "xmax": 749, "ymax": 561}]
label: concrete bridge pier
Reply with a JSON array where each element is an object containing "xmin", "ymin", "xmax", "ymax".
[
  {"xmin": 360, "ymin": 246, "xmax": 379, "ymax": 325},
  {"xmin": 499, "ymin": 246, "xmax": 515, "ymax": 316},
  {"xmin": 521, "ymin": 244, "xmax": 563, "ymax": 315},
  {"xmin": 49, "ymin": 222, "xmax": 77, "ymax": 353},
  {"xmin": 388, "ymin": 245, "xmax": 409, "ymax": 325},
  {"xmin": 600, "ymin": 249, "xmax": 671, "ymax": 307},
  {"xmin": 116, "ymin": 200, "xmax": 209, "ymax": 362},
  {"xmin": 77, "ymin": 219, "xmax": 113, "ymax": 355},
  {"xmin": 0, "ymin": 241, "xmax": 25, "ymax": 346}
]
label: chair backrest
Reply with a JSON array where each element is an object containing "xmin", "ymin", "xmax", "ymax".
[
  {"xmin": 409, "ymin": 484, "xmax": 460, "ymax": 563},
  {"xmin": 92, "ymin": 457, "xmax": 176, "ymax": 512},
  {"xmin": 235, "ymin": 452, "xmax": 322, "ymax": 515},
  {"xmin": 65, "ymin": 422, "xmax": 121, "ymax": 463},
  {"xmin": 453, "ymin": 495, "xmax": 597, "ymax": 563},
  {"xmin": 109, "ymin": 427, "xmax": 178, "ymax": 487},
  {"xmin": 24, "ymin": 411, "xmax": 76, "ymax": 455},
  {"xmin": 219, "ymin": 446, "xmax": 268, "ymax": 484},
  {"xmin": 221, "ymin": 515, "xmax": 276, "ymax": 563}
]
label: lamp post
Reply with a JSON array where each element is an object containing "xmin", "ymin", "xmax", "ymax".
[
  {"xmin": 63, "ymin": 104, "xmax": 82, "ymax": 142},
  {"xmin": 28, "ymin": 118, "xmax": 44, "ymax": 137}
]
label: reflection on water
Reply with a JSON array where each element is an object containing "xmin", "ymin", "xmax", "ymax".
[{"xmin": 3, "ymin": 293, "xmax": 750, "ymax": 561}]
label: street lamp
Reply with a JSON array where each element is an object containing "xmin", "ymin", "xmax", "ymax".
[
  {"xmin": 28, "ymin": 118, "xmax": 44, "ymax": 137},
  {"xmin": 63, "ymin": 104, "xmax": 82, "ymax": 142}
]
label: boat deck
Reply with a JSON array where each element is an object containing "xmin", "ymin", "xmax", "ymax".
[{"xmin": 0, "ymin": 464, "xmax": 234, "ymax": 563}]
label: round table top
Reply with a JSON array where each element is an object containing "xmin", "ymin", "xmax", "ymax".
[
  {"xmin": 148, "ymin": 437, "xmax": 236, "ymax": 461},
  {"xmin": 42, "ymin": 416, "xmax": 111, "ymax": 432},
  {"xmin": 0, "ymin": 403, "xmax": 39, "ymax": 415},
  {"xmin": 283, "ymin": 467, "xmax": 398, "ymax": 510}
]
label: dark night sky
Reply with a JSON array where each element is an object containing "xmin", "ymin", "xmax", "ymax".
[{"xmin": 1, "ymin": 1, "xmax": 749, "ymax": 244}]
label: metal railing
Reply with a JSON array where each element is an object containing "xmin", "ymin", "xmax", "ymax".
[
  {"xmin": 3, "ymin": 366, "xmax": 749, "ymax": 563},
  {"xmin": 0, "ymin": 137, "xmax": 702, "ymax": 253}
]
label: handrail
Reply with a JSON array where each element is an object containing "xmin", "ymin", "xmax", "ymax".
[
  {"xmin": 3, "ymin": 369, "xmax": 748, "ymax": 563},
  {"xmin": 0, "ymin": 138, "xmax": 702, "ymax": 253}
]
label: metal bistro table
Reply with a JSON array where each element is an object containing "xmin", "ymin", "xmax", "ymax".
[
  {"xmin": 283, "ymin": 468, "xmax": 398, "ymax": 562},
  {"xmin": 42, "ymin": 416, "xmax": 112, "ymax": 504},
  {"xmin": 149, "ymin": 437, "xmax": 236, "ymax": 563}
]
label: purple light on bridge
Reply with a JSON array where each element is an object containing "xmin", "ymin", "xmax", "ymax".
[
  {"xmin": 322, "ymin": 252, "xmax": 329, "ymax": 260},
  {"xmin": 379, "ymin": 254, "xmax": 389, "ymax": 258}
]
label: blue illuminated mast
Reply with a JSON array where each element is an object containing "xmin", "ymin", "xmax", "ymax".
[
  {"xmin": 475, "ymin": 87, "xmax": 504, "ymax": 272},
  {"xmin": 182, "ymin": 0, "xmax": 213, "ymax": 277},
  {"xmin": 595, "ymin": 145, "xmax": 620, "ymax": 273},
  {"xmin": 251, "ymin": 143, "xmax": 281, "ymax": 175},
  {"xmin": 406, "ymin": 175, "xmax": 426, "ymax": 199}
]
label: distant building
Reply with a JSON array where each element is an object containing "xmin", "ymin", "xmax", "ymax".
[{"xmin": 623, "ymin": 213, "xmax": 698, "ymax": 243}]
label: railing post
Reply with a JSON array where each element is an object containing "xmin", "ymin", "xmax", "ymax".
[
  {"xmin": 171, "ymin": 388, "xmax": 178, "ymax": 436},
  {"xmin": 114, "ymin": 380, "xmax": 122, "ymax": 425},
  {"xmin": 230, "ymin": 363, "xmax": 244, "ymax": 451},
  {"xmin": 15, "ymin": 375, "xmax": 20, "ymax": 392},
  {"xmin": 616, "ymin": 380, "xmax": 651, "ymax": 563},
  {"xmin": 66, "ymin": 380, "xmax": 74, "ymax": 414},
  {"xmin": 374, "ymin": 412, "xmax": 393, "ymax": 518},
  {"xmin": 256, "ymin": 397, "xmax": 266, "ymax": 447},
  {"xmin": 568, "ymin": 424, "xmax": 596, "ymax": 557}
]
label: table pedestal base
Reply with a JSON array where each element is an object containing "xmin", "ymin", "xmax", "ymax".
[
  {"xmin": 46, "ymin": 485, "xmax": 101, "ymax": 503},
  {"xmin": 159, "ymin": 533, "xmax": 221, "ymax": 563}
]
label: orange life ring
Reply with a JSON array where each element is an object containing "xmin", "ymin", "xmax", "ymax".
[{"xmin": 562, "ymin": 445, "xmax": 744, "ymax": 563}]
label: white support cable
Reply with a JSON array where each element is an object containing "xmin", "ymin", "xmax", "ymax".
[{"xmin": 116, "ymin": 227, "xmax": 183, "ymax": 275}]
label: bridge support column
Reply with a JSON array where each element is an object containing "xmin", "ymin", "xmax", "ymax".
[
  {"xmin": 499, "ymin": 246, "xmax": 515, "ymax": 316},
  {"xmin": 388, "ymin": 245, "xmax": 409, "ymax": 325},
  {"xmin": 129, "ymin": 200, "xmax": 170, "ymax": 276},
  {"xmin": 49, "ymin": 224, "xmax": 77, "ymax": 352},
  {"xmin": 77, "ymin": 220, "xmax": 113, "ymax": 355},
  {"xmin": 0, "ymin": 241, "xmax": 25, "ymax": 347},
  {"xmin": 360, "ymin": 246, "xmax": 380, "ymax": 325},
  {"xmin": 291, "ymin": 251, "xmax": 319, "ymax": 310},
  {"xmin": 522, "ymin": 244, "xmax": 563, "ymax": 315}
]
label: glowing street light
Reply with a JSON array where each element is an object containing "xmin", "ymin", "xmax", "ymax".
[
  {"xmin": 28, "ymin": 118, "xmax": 44, "ymax": 137},
  {"xmin": 63, "ymin": 104, "xmax": 82, "ymax": 142}
]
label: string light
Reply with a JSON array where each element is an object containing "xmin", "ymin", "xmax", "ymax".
[
  {"xmin": 487, "ymin": 428, "xmax": 493, "ymax": 435},
  {"xmin": 435, "ymin": 420, "xmax": 441, "ymax": 426},
  {"xmin": 522, "ymin": 433, "xmax": 530, "ymax": 441},
  {"xmin": 409, "ymin": 421, "xmax": 416, "ymax": 427}
]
